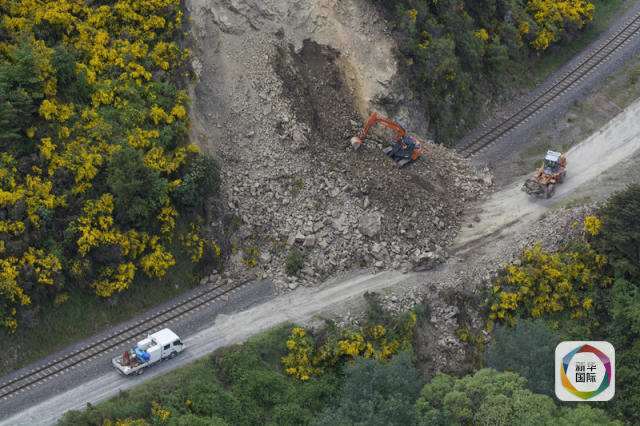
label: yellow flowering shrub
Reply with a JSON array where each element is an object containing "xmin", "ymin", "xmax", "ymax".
[
  {"xmin": 53, "ymin": 292, "xmax": 69, "ymax": 307},
  {"xmin": 516, "ymin": 0, "xmax": 595, "ymax": 51},
  {"xmin": 20, "ymin": 247, "xmax": 62, "ymax": 285},
  {"xmin": 282, "ymin": 311, "xmax": 417, "ymax": 380},
  {"xmin": 151, "ymin": 401, "xmax": 170, "ymax": 422},
  {"xmin": 139, "ymin": 239, "xmax": 175, "ymax": 278},
  {"xmin": 584, "ymin": 215, "xmax": 600, "ymax": 236},
  {"xmin": 179, "ymin": 221, "xmax": 206, "ymax": 263},
  {"xmin": 0, "ymin": 0, "xmax": 219, "ymax": 332},
  {"xmin": 488, "ymin": 241, "xmax": 612, "ymax": 332}
]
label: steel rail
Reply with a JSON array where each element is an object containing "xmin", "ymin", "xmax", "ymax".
[
  {"xmin": 457, "ymin": 11, "xmax": 640, "ymax": 157},
  {"xmin": 0, "ymin": 279, "xmax": 243, "ymax": 400}
]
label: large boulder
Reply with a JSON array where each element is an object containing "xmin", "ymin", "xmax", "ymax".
[{"xmin": 357, "ymin": 211, "xmax": 382, "ymax": 238}]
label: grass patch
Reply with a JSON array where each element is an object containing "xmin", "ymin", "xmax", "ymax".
[
  {"xmin": 285, "ymin": 249, "xmax": 303, "ymax": 275},
  {"xmin": 603, "ymin": 55, "xmax": 640, "ymax": 106},
  {"xmin": 563, "ymin": 194, "xmax": 593, "ymax": 209},
  {"xmin": 0, "ymin": 250, "xmax": 200, "ymax": 376}
]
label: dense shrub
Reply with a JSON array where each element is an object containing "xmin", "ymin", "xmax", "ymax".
[
  {"xmin": 597, "ymin": 183, "xmax": 640, "ymax": 282},
  {"xmin": 106, "ymin": 146, "xmax": 168, "ymax": 230},
  {"xmin": 285, "ymin": 249, "xmax": 303, "ymax": 275},
  {"xmin": 171, "ymin": 152, "xmax": 221, "ymax": 212},
  {"xmin": 483, "ymin": 320, "xmax": 560, "ymax": 397},
  {"xmin": 415, "ymin": 369, "xmax": 621, "ymax": 425},
  {"xmin": 370, "ymin": 0, "xmax": 596, "ymax": 143},
  {"xmin": 487, "ymin": 236, "xmax": 611, "ymax": 335},
  {"xmin": 0, "ymin": 0, "xmax": 219, "ymax": 332},
  {"xmin": 602, "ymin": 277, "xmax": 640, "ymax": 421},
  {"xmin": 483, "ymin": 193, "xmax": 640, "ymax": 422},
  {"xmin": 282, "ymin": 313, "xmax": 416, "ymax": 380},
  {"xmin": 311, "ymin": 351, "xmax": 424, "ymax": 426}
]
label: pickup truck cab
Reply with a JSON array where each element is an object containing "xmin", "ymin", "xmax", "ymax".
[{"xmin": 112, "ymin": 328, "xmax": 185, "ymax": 375}]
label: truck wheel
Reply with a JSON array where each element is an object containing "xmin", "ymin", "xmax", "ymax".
[
  {"xmin": 136, "ymin": 368, "xmax": 145, "ymax": 375},
  {"xmin": 169, "ymin": 352, "xmax": 177, "ymax": 359}
]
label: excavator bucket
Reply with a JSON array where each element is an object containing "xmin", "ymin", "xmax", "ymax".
[
  {"xmin": 521, "ymin": 178, "xmax": 547, "ymax": 197},
  {"xmin": 351, "ymin": 136, "xmax": 363, "ymax": 150}
]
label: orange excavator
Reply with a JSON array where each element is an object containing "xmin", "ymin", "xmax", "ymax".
[{"xmin": 350, "ymin": 112, "xmax": 421, "ymax": 167}]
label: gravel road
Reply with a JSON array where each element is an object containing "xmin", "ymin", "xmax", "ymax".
[{"xmin": 1, "ymin": 271, "xmax": 412, "ymax": 425}]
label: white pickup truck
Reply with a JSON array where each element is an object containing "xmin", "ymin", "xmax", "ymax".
[{"xmin": 112, "ymin": 328, "xmax": 185, "ymax": 376}]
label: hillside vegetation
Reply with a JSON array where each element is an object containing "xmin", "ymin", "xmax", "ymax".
[
  {"xmin": 58, "ymin": 318, "xmax": 622, "ymax": 425},
  {"xmin": 0, "ymin": 0, "xmax": 222, "ymax": 335},
  {"xmin": 372, "ymin": 0, "xmax": 620, "ymax": 143},
  {"xmin": 484, "ymin": 184, "xmax": 640, "ymax": 423}
]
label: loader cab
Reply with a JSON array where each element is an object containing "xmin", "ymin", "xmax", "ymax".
[{"xmin": 543, "ymin": 150, "xmax": 562, "ymax": 174}]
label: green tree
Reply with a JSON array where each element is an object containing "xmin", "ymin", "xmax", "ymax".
[
  {"xmin": 51, "ymin": 45, "xmax": 90, "ymax": 104},
  {"xmin": 597, "ymin": 183, "xmax": 640, "ymax": 282},
  {"xmin": 285, "ymin": 249, "xmax": 303, "ymax": 275},
  {"xmin": 415, "ymin": 369, "xmax": 621, "ymax": 425},
  {"xmin": 0, "ymin": 40, "xmax": 44, "ymax": 152},
  {"xmin": 106, "ymin": 145, "xmax": 168, "ymax": 230},
  {"xmin": 311, "ymin": 351, "xmax": 424, "ymax": 426},
  {"xmin": 602, "ymin": 278, "xmax": 640, "ymax": 422},
  {"xmin": 484, "ymin": 320, "xmax": 560, "ymax": 396},
  {"xmin": 171, "ymin": 152, "xmax": 221, "ymax": 212}
]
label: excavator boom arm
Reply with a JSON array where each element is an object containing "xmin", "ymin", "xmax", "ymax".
[{"xmin": 359, "ymin": 112, "xmax": 406, "ymax": 141}]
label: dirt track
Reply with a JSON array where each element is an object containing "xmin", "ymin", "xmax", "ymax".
[{"xmin": 454, "ymin": 96, "xmax": 640, "ymax": 261}]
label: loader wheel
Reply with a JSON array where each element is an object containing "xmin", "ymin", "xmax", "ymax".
[{"xmin": 546, "ymin": 184, "xmax": 556, "ymax": 198}]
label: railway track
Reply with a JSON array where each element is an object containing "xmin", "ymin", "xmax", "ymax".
[
  {"xmin": 0, "ymin": 279, "xmax": 246, "ymax": 401},
  {"xmin": 457, "ymin": 9, "xmax": 640, "ymax": 158}
]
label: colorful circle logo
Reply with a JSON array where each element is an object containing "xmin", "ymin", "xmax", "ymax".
[{"xmin": 560, "ymin": 344, "xmax": 612, "ymax": 400}]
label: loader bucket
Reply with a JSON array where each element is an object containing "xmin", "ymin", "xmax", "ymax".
[
  {"xmin": 522, "ymin": 178, "xmax": 547, "ymax": 197},
  {"xmin": 351, "ymin": 136, "xmax": 362, "ymax": 150}
]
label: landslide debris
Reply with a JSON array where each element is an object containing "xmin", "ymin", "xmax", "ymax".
[{"xmin": 184, "ymin": 0, "xmax": 491, "ymax": 292}]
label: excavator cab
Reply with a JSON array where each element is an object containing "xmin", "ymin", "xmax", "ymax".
[{"xmin": 382, "ymin": 135, "xmax": 421, "ymax": 167}]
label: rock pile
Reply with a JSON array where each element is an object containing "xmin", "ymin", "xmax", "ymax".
[{"xmin": 184, "ymin": 0, "xmax": 492, "ymax": 290}]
